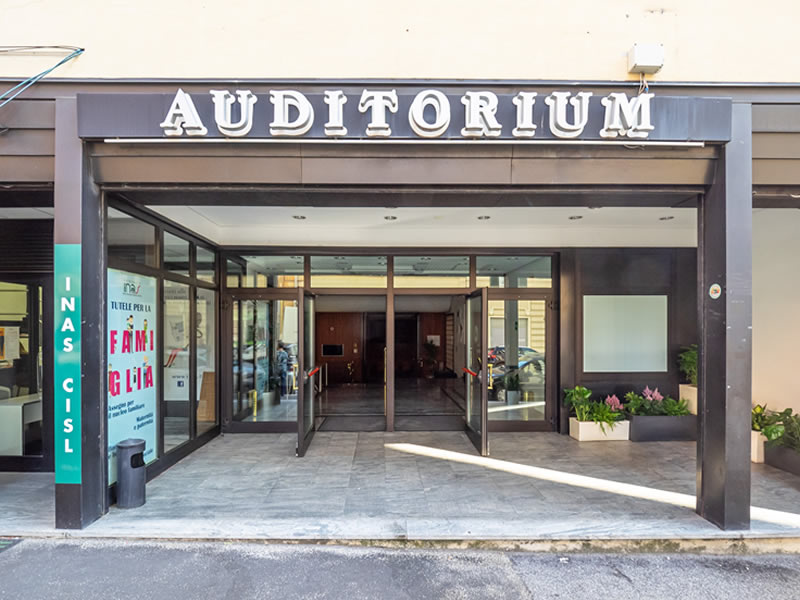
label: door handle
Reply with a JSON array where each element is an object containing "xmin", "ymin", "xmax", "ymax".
[
  {"xmin": 462, "ymin": 367, "xmax": 477, "ymax": 377},
  {"xmin": 307, "ymin": 367, "xmax": 320, "ymax": 378}
]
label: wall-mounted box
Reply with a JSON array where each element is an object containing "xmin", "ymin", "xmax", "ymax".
[{"xmin": 628, "ymin": 43, "xmax": 665, "ymax": 74}]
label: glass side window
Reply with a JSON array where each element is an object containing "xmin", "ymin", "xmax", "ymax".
[
  {"xmin": 163, "ymin": 232, "xmax": 190, "ymax": 277},
  {"xmin": 476, "ymin": 256, "xmax": 552, "ymax": 288},
  {"xmin": 310, "ymin": 255, "xmax": 387, "ymax": 288},
  {"xmin": 0, "ymin": 281, "xmax": 43, "ymax": 457},
  {"xmin": 163, "ymin": 281, "xmax": 191, "ymax": 451},
  {"xmin": 196, "ymin": 288, "xmax": 217, "ymax": 434},
  {"xmin": 108, "ymin": 208, "xmax": 157, "ymax": 267},
  {"xmin": 393, "ymin": 256, "xmax": 470, "ymax": 288},
  {"xmin": 197, "ymin": 246, "xmax": 216, "ymax": 284}
]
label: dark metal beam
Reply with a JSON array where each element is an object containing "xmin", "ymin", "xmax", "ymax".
[
  {"xmin": 696, "ymin": 103, "xmax": 753, "ymax": 530},
  {"xmin": 54, "ymin": 97, "xmax": 107, "ymax": 529}
]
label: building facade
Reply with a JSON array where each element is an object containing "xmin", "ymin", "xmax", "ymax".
[{"xmin": 1, "ymin": 1, "xmax": 799, "ymax": 531}]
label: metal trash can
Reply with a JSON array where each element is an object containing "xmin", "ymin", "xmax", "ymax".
[{"xmin": 116, "ymin": 438, "xmax": 146, "ymax": 508}]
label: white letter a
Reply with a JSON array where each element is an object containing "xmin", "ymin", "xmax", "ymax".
[{"xmin": 160, "ymin": 89, "xmax": 208, "ymax": 137}]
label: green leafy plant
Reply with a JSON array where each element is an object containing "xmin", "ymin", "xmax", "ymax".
[
  {"xmin": 564, "ymin": 385, "xmax": 593, "ymax": 421},
  {"xmin": 504, "ymin": 372, "xmax": 521, "ymax": 392},
  {"xmin": 753, "ymin": 405, "xmax": 788, "ymax": 441},
  {"xmin": 678, "ymin": 344, "xmax": 697, "ymax": 386},
  {"xmin": 564, "ymin": 386, "xmax": 625, "ymax": 432},
  {"xmin": 678, "ymin": 345, "xmax": 698, "ymax": 386},
  {"xmin": 624, "ymin": 386, "xmax": 690, "ymax": 417},
  {"xmin": 767, "ymin": 409, "xmax": 800, "ymax": 452}
]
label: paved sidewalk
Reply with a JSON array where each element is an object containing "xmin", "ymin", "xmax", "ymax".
[{"xmin": 2, "ymin": 432, "xmax": 800, "ymax": 542}]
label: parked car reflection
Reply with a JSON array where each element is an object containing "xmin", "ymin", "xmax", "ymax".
[{"xmin": 489, "ymin": 350, "xmax": 545, "ymax": 404}]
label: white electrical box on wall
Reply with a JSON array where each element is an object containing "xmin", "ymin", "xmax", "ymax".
[{"xmin": 627, "ymin": 43, "xmax": 665, "ymax": 74}]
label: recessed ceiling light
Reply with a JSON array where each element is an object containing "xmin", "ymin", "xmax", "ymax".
[
  {"xmin": 790, "ymin": 194, "xmax": 800, "ymax": 199},
  {"xmin": 568, "ymin": 215, "xmax": 583, "ymax": 221},
  {"xmin": 385, "ymin": 206, "xmax": 398, "ymax": 210},
  {"xmin": 384, "ymin": 215, "xmax": 397, "ymax": 221},
  {"xmin": 659, "ymin": 216, "xmax": 675, "ymax": 221},
  {"xmin": 477, "ymin": 215, "xmax": 491, "ymax": 220},
  {"xmin": 588, "ymin": 206, "xmax": 602, "ymax": 210},
  {"xmin": 292, "ymin": 215, "xmax": 306, "ymax": 220}
]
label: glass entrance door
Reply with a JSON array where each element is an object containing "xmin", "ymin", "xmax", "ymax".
[
  {"xmin": 296, "ymin": 289, "xmax": 316, "ymax": 456},
  {"xmin": 464, "ymin": 288, "xmax": 488, "ymax": 456}
]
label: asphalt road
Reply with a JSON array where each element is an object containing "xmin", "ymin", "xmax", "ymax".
[{"xmin": 1, "ymin": 538, "xmax": 799, "ymax": 600}]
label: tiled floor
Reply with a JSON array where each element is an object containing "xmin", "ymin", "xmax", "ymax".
[{"xmin": 3, "ymin": 432, "xmax": 800, "ymax": 540}]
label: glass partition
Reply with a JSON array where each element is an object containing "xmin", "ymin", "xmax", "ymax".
[
  {"xmin": 394, "ymin": 256, "xmax": 469, "ymax": 288},
  {"xmin": 476, "ymin": 256, "xmax": 552, "ymax": 288},
  {"xmin": 228, "ymin": 256, "xmax": 304, "ymax": 288},
  {"xmin": 310, "ymin": 255, "xmax": 387, "ymax": 288}
]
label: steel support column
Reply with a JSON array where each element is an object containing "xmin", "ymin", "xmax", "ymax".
[
  {"xmin": 54, "ymin": 98, "xmax": 107, "ymax": 528},
  {"xmin": 696, "ymin": 103, "xmax": 753, "ymax": 530}
]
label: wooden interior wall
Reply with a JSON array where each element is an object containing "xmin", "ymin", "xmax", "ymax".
[
  {"xmin": 418, "ymin": 313, "xmax": 447, "ymax": 372},
  {"xmin": 314, "ymin": 313, "xmax": 363, "ymax": 384}
]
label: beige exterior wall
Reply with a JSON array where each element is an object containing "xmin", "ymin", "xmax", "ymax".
[
  {"xmin": 752, "ymin": 209, "xmax": 800, "ymax": 414},
  {"xmin": 0, "ymin": 0, "xmax": 795, "ymax": 82}
]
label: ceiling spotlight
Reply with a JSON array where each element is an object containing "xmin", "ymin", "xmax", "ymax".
[
  {"xmin": 659, "ymin": 216, "xmax": 675, "ymax": 221},
  {"xmin": 384, "ymin": 215, "xmax": 397, "ymax": 221},
  {"xmin": 477, "ymin": 215, "xmax": 491, "ymax": 220},
  {"xmin": 568, "ymin": 215, "xmax": 583, "ymax": 221},
  {"xmin": 292, "ymin": 215, "xmax": 306, "ymax": 220}
]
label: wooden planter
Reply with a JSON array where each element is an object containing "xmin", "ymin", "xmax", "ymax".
[
  {"xmin": 628, "ymin": 414, "xmax": 697, "ymax": 442},
  {"xmin": 765, "ymin": 444, "xmax": 800, "ymax": 477},
  {"xmin": 569, "ymin": 417, "xmax": 629, "ymax": 441},
  {"xmin": 679, "ymin": 384, "xmax": 698, "ymax": 415},
  {"xmin": 751, "ymin": 430, "xmax": 767, "ymax": 463}
]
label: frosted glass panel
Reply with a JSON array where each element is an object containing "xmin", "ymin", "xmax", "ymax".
[{"xmin": 583, "ymin": 295, "xmax": 668, "ymax": 372}]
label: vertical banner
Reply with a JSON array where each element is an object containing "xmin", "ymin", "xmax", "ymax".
[
  {"xmin": 54, "ymin": 244, "xmax": 82, "ymax": 484},
  {"xmin": 107, "ymin": 269, "xmax": 158, "ymax": 484}
]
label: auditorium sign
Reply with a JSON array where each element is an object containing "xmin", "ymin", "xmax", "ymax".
[{"xmin": 76, "ymin": 86, "xmax": 732, "ymax": 143}]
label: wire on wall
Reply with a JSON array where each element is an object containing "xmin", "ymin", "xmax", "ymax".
[{"xmin": 0, "ymin": 46, "xmax": 85, "ymax": 111}]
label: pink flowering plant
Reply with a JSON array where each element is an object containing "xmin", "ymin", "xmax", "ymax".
[
  {"xmin": 564, "ymin": 386, "xmax": 626, "ymax": 432},
  {"xmin": 624, "ymin": 386, "xmax": 689, "ymax": 416}
]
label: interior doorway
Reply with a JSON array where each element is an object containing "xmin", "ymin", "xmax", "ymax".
[
  {"xmin": 393, "ymin": 295, "xmax": 466, "ymax": 431},
  {"xmin": 314, "ymin": 295, "xmax": 388, "ymax": 431}
]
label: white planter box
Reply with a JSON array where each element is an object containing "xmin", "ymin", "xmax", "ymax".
[
  {"xmin": 569, "ymin": 417, "xmax": 630, "ymax": 441},
  {"xmin": 680, "ymin": 384, "xmax": 698, "ymax": 415},
  {"xmin": 751, "ymin": 430, "xmax": 767, "ymax": 463}
]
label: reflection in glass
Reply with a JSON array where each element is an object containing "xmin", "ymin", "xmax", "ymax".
[
  {"xmin": 310, "ymin": 256, "xmax": 387, "ymax": 288},
  {"xmin": 476, "ymin": 256, "xmax": 552, "ymax": 288},
  {"xmin": 197, "ymin": 246, "xmax": 216, "ymax": 283},
  {"xmin": 108, "ymin": 208, "xmax": 157, "ymax": 266},
  {"xmin": 227, "ymin": 260, "xmax": 244, "ymax": 288},
  {"xmin": 163, "ymin": 232, "xmax": 190, "ymax": 277},
  {"xmin": 233, "ymin": 299, "xmax": 299, "ymax": 422},
  {"xmin": 196, "ymin": 288, "xmax": 217, "ymax": 434},
  {"xmin": 487, "ymin": 300, "xmax": 546, "ymax": 422},
  {"xmin": 394, "ymin": 256, "xmax": 470, "ymax": 288},
  {"xmin": 163, "ymin": 281, "xmax": 190, "ymax": 451},
  {"xmin": 0, "ymin": 281, "xmax": 43, "ymax": 457}
]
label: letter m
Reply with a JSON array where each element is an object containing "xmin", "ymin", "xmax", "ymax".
[{"xmin": 600, "ymin": 93, "xmax": 655, "ymax": 139}]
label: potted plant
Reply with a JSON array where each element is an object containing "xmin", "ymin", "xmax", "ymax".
[
  {"xmin": 751, "ymin": 404, "xmax": 783, "ymax": 463},
  {"xmin": 502, "ymin": 372, "xmax": 521, "ymax": 405},
  {"xmin": 624, "ymin": 386, "xmax": 696, "ymax": 442},
  {"xmin": 420, "ymin": 340, "xmax": 439, "ymax": 379},
  {"xmin": 764, "ymin": 408, "xmax": 800, "ymax": 476},
  {"xmin": 565, "ymin": 386, "xmax": 629, "ymax": 441},
  {"xmin": 677, "ymin": 345, "xmax": 698, "ymax": 414}
]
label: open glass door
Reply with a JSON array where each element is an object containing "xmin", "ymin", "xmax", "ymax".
[
  {"xmin": 464, "ymin": 288, "xmax": 488, "ymax": 456},
  {"xmin": 296, "ymin": 290, "xmax": 316, "ymax": 456}
]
